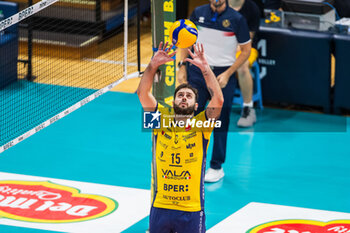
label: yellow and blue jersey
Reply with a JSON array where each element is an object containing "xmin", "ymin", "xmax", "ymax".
[{"xmin": 152, "ymin": 105, "xmax": 214, "ymax": 212}]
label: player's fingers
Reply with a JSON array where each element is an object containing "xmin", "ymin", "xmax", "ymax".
[
  {"xmin": 196, "ymin": 43, "xmax": 200, "ymax": 53},
  {"xmin": 158, "ymin": 41, "xmax": 163, "ymax": 51},
  {"xmin": 193, "ymin": 43, "xmax": 198, "ymax": 54},
  {"xmin": 168, "ymin": 51, "xmax": 177, "ymax": 57},
  {"xmin": 163, "ymin": 41, "xmax": 169, "ymax": 51},
  {"xmin": 165, "ymin": 43, "xmax": 173, "ymax": 52},
  {"xmin": 188, "ymin": 49, "xmax": 195, "ymax": 58},
  {"xmin": 200, "ymin": 43, "xmax": 204, "ymax": 54},
  {"xmin": 184, "ymin": 58, "xmax": 194, "ymax": 65}
]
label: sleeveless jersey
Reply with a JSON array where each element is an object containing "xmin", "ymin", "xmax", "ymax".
[{"xmin": 152, "ymin": 105, "xmax": 214, "ymax": 212}]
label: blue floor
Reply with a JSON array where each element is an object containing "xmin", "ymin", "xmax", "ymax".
[{"xmin": 0, "ymin": 91, "xmax": 349, "ymax": 232}]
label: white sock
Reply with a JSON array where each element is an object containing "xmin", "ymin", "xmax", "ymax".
[{"xmin": 243, "ymin": 101, "xmax": 253, "ymax": 108}]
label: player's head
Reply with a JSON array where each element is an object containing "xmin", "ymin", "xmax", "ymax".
[
  {"xmin": 173, "ymin": 83, "xmax": 198, "ymax": 115},
  {"xmin": 210, "ymin": 0, "xmax": 226, "ymax": 9}
]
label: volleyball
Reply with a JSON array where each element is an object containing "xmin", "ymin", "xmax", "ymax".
[{"xmin": 169, "ymin": 19, "xmax": 198, "ymax": 48}]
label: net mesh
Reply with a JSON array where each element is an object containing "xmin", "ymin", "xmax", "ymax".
[{"xmin": 0, "ymin": 0, "xmax": 140, "ymax": 149}]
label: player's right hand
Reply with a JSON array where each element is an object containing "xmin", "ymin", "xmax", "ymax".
[{"xmin": 151, "ymin": 42, "xmax": 176, "ymax": 68}]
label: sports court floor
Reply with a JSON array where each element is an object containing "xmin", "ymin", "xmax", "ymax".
[{"xmin": 0, "ymin": 89, "xmax": 349, "ymax": 232}]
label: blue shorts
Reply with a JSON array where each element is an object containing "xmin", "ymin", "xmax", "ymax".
[{"xmin": 149, "ymin": 207, "xmax": 206, "ymax": 233}]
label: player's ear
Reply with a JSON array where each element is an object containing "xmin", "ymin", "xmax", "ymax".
[{"xmin": 195, "ymin": 103, "xmax": 198, "ymax": 111}]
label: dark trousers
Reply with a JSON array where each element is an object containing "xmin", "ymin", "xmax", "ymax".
[{"xmin": 187, "ymin": 64, "xmax": 237, "ymax": 169}]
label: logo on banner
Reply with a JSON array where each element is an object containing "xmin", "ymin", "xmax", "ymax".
[
  {"xmin": 247, "ymin": 219, "xmax": 350, "ymax": 233},
  {"xmin": 0, "ymin": 181, "xmax": 117, "ymax": 223}
]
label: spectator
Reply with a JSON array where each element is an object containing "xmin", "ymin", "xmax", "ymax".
[
  {"xmin": 230, "ymin": 0, "xmax": 261, "ymax": 127},
  {"xmin": 177, "ymin": 0, "xmax": 251, "ymax": 182}
]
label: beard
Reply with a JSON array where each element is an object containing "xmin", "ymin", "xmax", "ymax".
[{"xmin": 174, "ymin": 103, "xmax": 196, "ymax": 116}]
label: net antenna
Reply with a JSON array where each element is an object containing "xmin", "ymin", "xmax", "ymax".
[{"xmin": 0, "ymin": 0, "xmax": 141, "ymax": 153}]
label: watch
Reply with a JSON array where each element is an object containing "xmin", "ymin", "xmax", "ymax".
[{"xmin": 178, "ymin": 61, "xmax": 187, "ymax": 68}]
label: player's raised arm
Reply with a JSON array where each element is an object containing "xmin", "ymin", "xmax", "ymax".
[
  {"xmin": 177, "ymin": 47, "xmax": 190, "ymax": 84},
  {"xmin": 137, "ymin": 42, "xmax": 176, "ymax": 111},
  {"xmin": 185, "ymin": 43, "xmax": 224, "ymax": 119}
]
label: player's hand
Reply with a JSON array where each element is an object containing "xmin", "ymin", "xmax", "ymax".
[
  {"xmin": 185, "ymin": 43, "xmax": 209, "ymax": 72},
  {"xmin": 217, "ymin": 71, "xmax": 230, "ymax": 88},
  {"xmin": 151, "ymin": 42, "xmax": 176, "ymax": 68}
]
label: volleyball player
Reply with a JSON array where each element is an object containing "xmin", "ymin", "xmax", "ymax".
[{"xmin": 137, "ymin": 42, "xmax": 223, "ymax": 233}]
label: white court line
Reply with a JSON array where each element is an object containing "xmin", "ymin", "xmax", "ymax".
[{"xmin": 207, "ymin": 202, "xmax": 350, "ymax": 233}]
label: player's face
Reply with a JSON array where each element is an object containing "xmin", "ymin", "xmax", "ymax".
[
  {"xmin": 173, "ymin": 88, "xmax": 198, "ymax": 115},
  {"xmin": 210, "ymin": 0, "xmax": 226, "ymax": 9}
]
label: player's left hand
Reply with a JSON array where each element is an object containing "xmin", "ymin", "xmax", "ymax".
[
  {"xmin": 217, "ymin": 71, "xmax": 230, "ymax": 88},
  {"xmin": 185, "ymin": 43, "xmax": 209, "ymax": 72}
]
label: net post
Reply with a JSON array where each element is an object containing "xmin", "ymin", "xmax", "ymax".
[
  {"xmin": 25, "ymin": 0, "xmax": 35, "ymax": 81},
  {"xmin": 149, "ymin": 0, "xmax": 176, "ymax": 210},
  {"xmin": 137, "ymin": 0, "xmax": 141, "ymax": 73},
  {"xmin": 124, "ymin": 0, "xmax": 128, "ymax": 79},
  {"xmin": 151, "ymin": 0, "xmax": 176, "ymax": 107}
]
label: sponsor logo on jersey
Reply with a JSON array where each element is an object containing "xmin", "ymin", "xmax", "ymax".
[
  {"xmin": 163, "ymin": 184, "xmax": 189, "ymax": 192},
  {"xmin": 157, "ymin": 151, "xmax": 166, "ymax": 162},
  {"xmin": 185, "ymin": 158, "xmax": 198, "ymax": 164},
  {"xmin": 161, "ymin": 170, "xmax": 191, "ymax": 180},
  {"xmin": 174, "ymin": 135, "xmax": 179, "ymax": 144},
  {"xmin": 162, "ymin": 131, "xmax": 172, "ymax": 140},
  {"xmin": 247, "ymin": 219, "xmax": 350, "ymax": 233},
  {"xmin": 222, "ymin": 19, "xmax": 230, "ymax": 28},
  {"xmin": 162, "ymin": 195, "xmax": 190, "ymax": 201},
  {"xmin": 182, "ymin": 132, "xmax": 197, "ymax": 141},
  {"xmin": 186, "ymin": 143, "xmax": 196, "ymax": 149},
  {"xmin": 159, "ymin": 141, "xmax": 168, "ymax": 149},
  {"xmin": 0, "ymin": 181, "xmax": 116, "ymax": 223}
]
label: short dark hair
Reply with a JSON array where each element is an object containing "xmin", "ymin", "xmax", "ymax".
[{"xmin": 174, "ymin": 83, "xmax": 198, "ymax": 102}]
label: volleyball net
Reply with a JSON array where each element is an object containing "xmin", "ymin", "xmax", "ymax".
[{"xmin": 0, "ymin": 0, "xmax": 144, "ymax": 152}]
